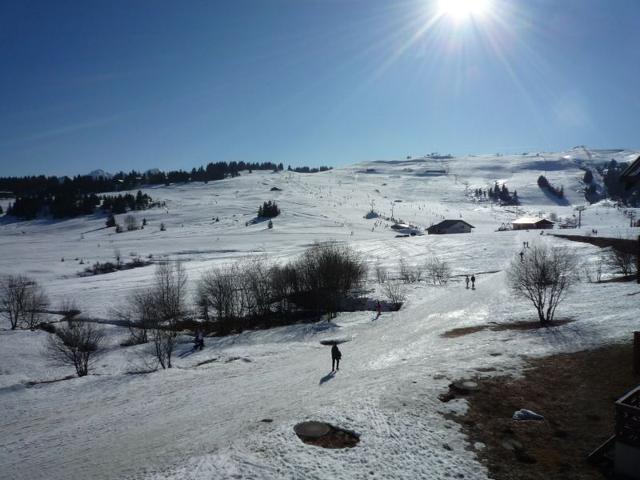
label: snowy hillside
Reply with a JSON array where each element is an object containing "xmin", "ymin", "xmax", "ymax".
[{"xmin": 1, "ymin": 149, "xmax": 639, "ymax": 480}]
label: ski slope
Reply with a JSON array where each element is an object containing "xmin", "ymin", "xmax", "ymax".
[{"xmin": 1, "ymin": 148, "xmax": 639, "ymax": 480}]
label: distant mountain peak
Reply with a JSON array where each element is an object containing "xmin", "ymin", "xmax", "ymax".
[{"xmin": 88, "ymin": 169, "xmax": 112, "ymax": 179}]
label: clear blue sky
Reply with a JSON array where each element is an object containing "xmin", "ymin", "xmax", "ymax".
[{"xmin": 1, "ymin": 0, "xmax": 639, "ymax": 176}]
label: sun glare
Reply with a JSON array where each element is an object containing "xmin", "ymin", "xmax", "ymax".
[{"xmin": 438, "ymin": 0, "xmax": 492, "ymax": 21}]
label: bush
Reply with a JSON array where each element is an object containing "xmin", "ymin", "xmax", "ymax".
[
  {"xmin": 46, "ymin": 320, "xmax": 104, "ymax": 377},
  {"xmin": 424, "ymin": 257, "xmax": 451, "ymax": 285},
  {"xmin": 382, "ymin": 281, "xmax": 406, "ymax": 310},
  {"xmin": 399, "ymin": 259, "xmax": 421, "ymax": 283},
  {"xmin": 105, "ymin": 214, "xmax": 116, "ymax": 228}
]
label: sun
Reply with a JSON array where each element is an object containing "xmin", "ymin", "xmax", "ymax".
[{"xmin": 438, "ymin": 0, "xmax": 492, "ymax": 21}]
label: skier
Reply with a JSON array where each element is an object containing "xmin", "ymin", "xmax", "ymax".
[
  {"xmin": 331, "ymin": 344, "xmax": 342, "ymax": 371},
  {"xmin": 194, "ymin": 328, "xmax": 205, "ymax": 351},
  {"xmin": 376, "ymin": 300, "xmax": 382, "ymax": 319},
  {"xmin": 465, "ymin": 275, "xmax": 470, "ymax": 289},
  {"xmin": 471, "ymin": 274, "xmax": 476, "ymax": 290},
  {"xmin": 519, "ymin": 251, "xmax": 524, "ymax": 262}
]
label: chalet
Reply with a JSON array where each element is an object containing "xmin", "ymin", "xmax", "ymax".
[
  {"xmin": 427, "ymin": 220, "xmax": 474, "ymax": 235},
  {"xmin": 512, "ymin": 217, "xmax": 554, "ymax": 230},
  {"xmin": 621, "ymin": 155, "xmax": 640, "ymax": 189}
]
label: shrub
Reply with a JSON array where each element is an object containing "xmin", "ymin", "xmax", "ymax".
[
  {"xmin": 46, "ymin": 320, "xmax": 104, "ymax": 377},
  {"xmin": 399, "ymin": 258, "xmax": 422, "ymax": 283},
  {"xmin": 424, "ymin": 257, "xmax": 451, "ymax": 285},
  {"xmin": 382, "ymin": 281, "xmax": 406, "ymax": 310},
  {"xmin": 105, "ymin": 214, "xmax": 116, "ymax": 228}
]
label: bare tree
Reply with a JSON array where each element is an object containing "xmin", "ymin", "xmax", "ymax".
[
  {"xmin": 606, "ymin": 248, "xmax": 637, "ymax": 277},
  {"xmin": 507, "ymin": 244, "xmax": 577, "ymax": 325},
  {"xmin": 150, "ymin": 261, "xmax": 188, "ymax": 369},
  {"xmin": 197, "ymin": 264, "xmax": 243, "ymax": 335},
  {"xmin": 374, "ymin": 260, "xmax": 388, "ymax": 284},
  {"xmin": 124, "ymin": 214, "xmax": 139, "ymax": 231},
  {"xmin": 58, "ymin": 298, "xmax": 81, "ymax": 322},
  {"xmin": 0, "ymin": 275, "xmax": 49, "ymax": 330},
  {"xmin": 424, "ymin": 256, "xmax": 451, "ymax": 286},
  {"xmin": 46, "ymin": 320, "xmax": 104, "ymax": 377},
  {"xmin": 382, "ymin": 280, "xmax": 406, "ymax": 310},
  {"xmin": 114, "ymin": 289, "xmax": 156, "ymax": 345},
  {"xmin": 399, "ymin": 258, "xmax": 422, "ymax": 283},
  {"xmin": 241, "ymin": 257, "xmax": 273, "ymax": 320}
]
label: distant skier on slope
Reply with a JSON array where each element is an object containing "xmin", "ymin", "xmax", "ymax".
[
  {"xmin": 465, "ymin": 275, "xmax": 470, "ymax": 289},
  {"xmin": 471, "ymin": 274, "xmax": 476, "ymax": 290},
  {"xmin": 375, "ymin": 300, "xmax": 382, "ymax": 319},
  {"xmin": 194, "ymin": 328, "xmax": 205, "ymax": 351},
  {"xmin": 331, "ymin": 344, "xmax": 342, "ymax": 371}
]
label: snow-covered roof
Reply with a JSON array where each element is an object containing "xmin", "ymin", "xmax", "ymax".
[
  {"xmin": 429, "ymin": 219, "xmax": 475, "ymax": 229},
  {"xmin": 513, "ymin": 217, "xmax": 553, "ymax": 224}
]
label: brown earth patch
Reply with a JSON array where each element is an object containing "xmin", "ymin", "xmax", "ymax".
[
  {"xmin": 442, "ymin": 319, "xmax": 575, "ymax": 338},
  {"xmin": 294, "ymin": 421, "xmax": 360, "ymax": 449},
  {"xmin": 449, "ymin": 342, "xmax": 640, "ymax": 480}
]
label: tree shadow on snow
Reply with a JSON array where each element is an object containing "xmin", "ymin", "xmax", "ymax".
[{"xmin": 319, "ymin": 371, "xmax": 335, "ymax": 385}]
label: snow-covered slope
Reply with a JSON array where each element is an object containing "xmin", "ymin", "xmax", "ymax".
[{"xmin": 1, "ymin": 149, "xmax": 639, "ymax": 480}]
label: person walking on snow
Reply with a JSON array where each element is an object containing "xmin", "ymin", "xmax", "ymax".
[
  {"xmin": 465, "ymin": 275, "xmax": 470, "ymax": 289},
  {"xmin": 194, "ymin": 328, "xmax": 205, "ymax": 351},
  {"xmin": 331, "ymin": 344, "xmax": 342, "ymax": 371},
  {"xmin": 471, "ymin": 274, "xmax": 476, "ymax": 290}
]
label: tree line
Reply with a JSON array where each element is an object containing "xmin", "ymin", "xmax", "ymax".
[
  {"xmin": 1, "ymin": 161, "xmax": 331, "ymax": 219},
  {"xmin": 6, "ymin": 190, "xmax": 155, "ymax": 219}
]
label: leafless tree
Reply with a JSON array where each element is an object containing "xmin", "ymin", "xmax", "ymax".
[
  {"xmin": 382, "ymin": 280, "xmax": 406, "ymax": 310},
  {"xmin": 114, "ymin": 288, "xmax": 156, "ymax": 345},
  {"xmin": 197, "ymin": 264, "xmax": 243, "ymax": 335},
  {"xmin": 507, "ymin": 244, "xmax": 577, "ymax": 325},
  {"xmin": 241, "ymin": 257, "xmax": 273, "ymax": 320},
  {"xmin": 424, "ymin": 256, "xmax": 451, "ymax": 286},
  {"xmin": 399, "ymin": 258, "xmax": 422, "ymax": 283},
  {"xmin": 150, "ymin": 261, "xmax": 188, "ymax": 369},
  {"xmin": 297, "ymin": 242, "xmax": 367, "ymax": 318},
  {"xmin": 58, "ymin": 298, "xmax": 81, "ymax": 322},
  {"xmin": 606, "ymin": 248, "xmax": 637, "ymax": 277},
  {"xmin": 374, "ymin": 260, "xmax": 388, "ymax": 284},
  {"xmin": 0, "ymin": 275, "xmax": 49, "ymax": 330},
  {"xmin": 46, "ymin": 320, "xmax": 104, "ymax": 377},
  {"xmin": 124, "ymin": 214, "xmax": 139, "ymax": 231}
]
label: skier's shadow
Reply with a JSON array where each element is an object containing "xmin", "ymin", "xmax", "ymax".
[{"xmin": 319, "ymin": 371, "xmax": 335, "ymax": 386}]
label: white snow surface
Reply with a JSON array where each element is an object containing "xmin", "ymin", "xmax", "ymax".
[{"xmin": 1, "ymin": 148, "xmax": 639, "ymax": 479}]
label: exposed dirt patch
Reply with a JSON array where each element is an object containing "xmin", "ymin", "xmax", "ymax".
[
  {"xmin": 442, "ymin": 319, "xmax": 575, "ymax": 338},
  {"xmin": 449, "ymin": 342, "xmax": 640, "ymax": 480},
  {"xmin": 294, "ymin": 421, "xmax": 360, "ymax": 449},
  {"xmin": 24, "ymin": 374, "xmax": 76, "ymax": 387}
]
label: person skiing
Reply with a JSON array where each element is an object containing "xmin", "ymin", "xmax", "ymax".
[
  {"xmin": 519, "ymin": 251, "xmax": 524, "ymax": 262},
  {"xmin": 194, "ymin": 328, "xmax": 205, "ymax": 351},
  {"xmin": 375, "ymin": 300, "xmax": 382, "ymax": 318},
  {"xmin": 471, "ymin": 274, "xmax": 476, "ymax": 290},
  {"xmin": 465, "ymin": 275, "xmax": 470, "ymax": 289},
  {"xmin": 331, "ymin": 344, "xmax": 342, "ymax": 371}
]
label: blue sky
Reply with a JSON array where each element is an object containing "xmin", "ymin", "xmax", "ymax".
[{"xmin": 0, "ymin": 0, "xmax": 639, "ymax": 176}]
